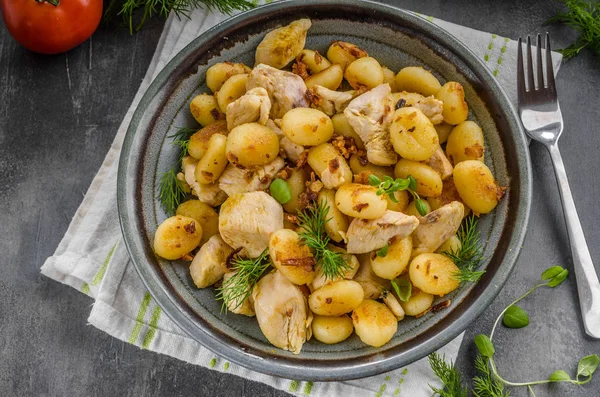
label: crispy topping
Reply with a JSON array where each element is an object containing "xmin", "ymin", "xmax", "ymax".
[
  {"xmin": 330, "ymin": 135, "xmax": 358, "ymax": 159},
  {"xmin": 296, "ymin": 150, "xmax": 309, "ymax": 168},
  {"xmin": 292, "ymin": 61, "xmax": 310, "ymax": 80}
]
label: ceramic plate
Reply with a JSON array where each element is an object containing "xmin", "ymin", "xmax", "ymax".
[{"xmin": 118, "ymin": 0, "xmax": 531, "ymax": 380}]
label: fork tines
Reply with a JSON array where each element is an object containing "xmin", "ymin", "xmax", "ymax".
[{"xmin": 517, "ymin": 33, "xmax": 556, "ymax": 102}]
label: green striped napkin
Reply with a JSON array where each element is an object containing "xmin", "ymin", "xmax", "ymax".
[{"xmin": 41, "ymin": 4, "xmax": 562, "ymax": 397}]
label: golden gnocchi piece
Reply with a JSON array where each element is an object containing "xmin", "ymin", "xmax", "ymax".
[
  {"xmin": 389, "ymin": 107, "xmax": 439, "ymax": 161},
  {"xmin": 395, "ymin": 66, "xmax": 442, "ymax": 96},
  {"xmin": 309, "ymin": 280, "xmax": 365, "ymax": 316},
  {"xmin": 382, "ymin": 66, "xmax": 398, "ymax": 92},
  {"xmin": 335, "ymin": 183, "xmax": 388, "ymax": 219},
  {"xmin": 394, "ymin": 159, "xmax": 442, "ymax": 197},
  {"xmin": 226, "ymin": 123, "xmax": 280, "ymax": 167},
  {"xmin": 176, "ymin": 200, "xmax": 219, "ymax": 246},
  {"xmin": 349, "ymin": 153, "xmax": 394, "ymax": 182},
  {"xmin": 190, "ymin": 94, "xmax": 224, "ymax": 127},
  {"xmin": 436, "ymin": 235, "xmax": 462, "ymax": 254},
  {"xmin": 409, "ymin": 253, "xmax": 460, "ymax": 296},
  {"xmin": 434, "ymin": 122, "xmax": 454, "ymax": 144},
  {"xmin": 344, "ymin": 57, "xmax": 384, "ymax": 90},
  {"xmin": 269, "ymin": 229, "xmax": 316, "ymax": 285},
  {"xmin": 370, "ymin": 236, "xmax": 413, "ymax": 280},
  {"xmin": 296, "ymin": 49, "xmax": 332, "ymax": 74},
  {"xmin": 318, "ymin": 189, "xmax": 349, "ymax": 243},
  {"xmin": 206, "ymin": 62, "xmax": 251, "ymax": 93},
  {"xmin": 216, "ymin": 73, "xmax": 248, "ymax": 113},
  {"xmin": 446, "ymin": 120, "xmax": 485, "ymax": 164},
  {"xmin": 385, "ymin": 190, "xmax": 410, "ymax": 213},
  {"xmin": 194, "ymin": 133, "xmax": 228, "ymax": 184},
  {"xmin": 187, "ymin": 120, "xmax": 228, "ymax": 160},
  {"xmin": 435, "ymin": 81, "xmax": 469, "ymax": 125},
  {"xmin": 326, "ymin": 41, "xmax": 368, "ymax": 70},
  {"xmin": 305, "ymin": 64, "xmax": 344, "ymax": 90},
  {"xmin": 154, "ymin": 215, "xmax": 203, "ymax": 260},
  {"xmin": 307, "ymin": 143, "xmax": 352, "ymax": 189},
  {"xmin": 352, "ymin": 299, "xmax": 398, "ymax": 347},
  {"xmin": 311, "ymin": 315, "xmax": 354, "ymax": 344},
  {"xmin": 281, "ymin": 108, "xmax": 334, "ymax": 146},
  {"xmin": 282, "ymin": 167, "xmax": 309, "ymax": 214},
  {"xmin": 399, "ymin": 287, "xmax": 434, "ymax": 316},
  {"xmin": 453, "ymin": 160, "xmax": 502, "ymax": 214}
]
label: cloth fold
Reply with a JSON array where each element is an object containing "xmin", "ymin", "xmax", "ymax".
[{"xmin": 41, "ymin": 5, "xmax": 561, "ymax": 396}]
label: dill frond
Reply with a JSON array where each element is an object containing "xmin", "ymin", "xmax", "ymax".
[
  {"xmin": 443, "ymin": 216, "xmax": 486, "ymax": 283},
  {"xmin": 158, "ymin": 167, "xmax": 187, "ymax": 215},
  {"xmin": 473, "ymin": 355, "xmax": 510, "ymax": 397},
  {"xmin": 216, "ymin": 249, "xmax": 270, "ymax": 312},
  {"xmin": 297, "ymin": 201, "xmax": 352, "ymax": 280},
  {"xmin": 428, "ymin": 352, "xmax": 469, "ymax": 397},
  {"xmin": 547, "ymin": 0, "xmax": 600, "ymax": 60}
]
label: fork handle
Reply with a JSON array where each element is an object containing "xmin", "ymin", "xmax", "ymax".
[{"xmin": 548, "ymin": 143, "xmax": 600, "ymax": 338}]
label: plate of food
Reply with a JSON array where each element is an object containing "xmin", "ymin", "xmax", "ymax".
[{"xmin": 117, "ymin": 0, "xmax": 531, "ymax": 380}]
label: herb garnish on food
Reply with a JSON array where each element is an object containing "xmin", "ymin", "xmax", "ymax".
[
  {"xmin": 442, "ymin": 216, "xmax": 486, "ymax": 283},
  {"xmin": 216, "ymin": 248, "xmax": 270, "ymax": 312},
  {"xmin": 157, "ymin": 126, "xmax": 196, "ymax": 214},
  {"xmin": 429, "ymin": 266, "xmax": 600, "ymax": 396},
  {"xmin": 297, "ymin": 200, "xmax": 353, "ymax": 281},
  {"xmin": 547, "ymin": 0, "xmax": 600, "ymax": 60},
  {"xmin": 368, "ymin": 174, "xmax": 429, "ymax": 216}
]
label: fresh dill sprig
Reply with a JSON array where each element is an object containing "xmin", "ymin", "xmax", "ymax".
[
  {"xmin": 158, "ymin": 167, "xmax": 187, "ymax": 215},
  {"xmin": 428, "ymin": 352, "xmax": 469, "ymax": 397},
  {"xmin": 297, "ymin": 200, "xmax": 352, "ymax": 280},
  {"xmin": 443, "ymin": 216, "xmax": 486, "ymax": 283},
  {"xmin": 472, "ymin": 355, "xmax": 510, "ymax": 397},
  {"xmin": 216, "ymin": 249, "xmax": 270, "ymax": 312},
  {"xmin": 157, "ymin": 127, "xmax": 196, "ymax": 214},
  {"xmin": 169, "ymin": 127, "xmax": 197, "ymax": 163},
  {"xmin": 547, "ymin": 0, "xmax": 600, "ymax": 60},
  {"xmin": 106, "ymin": 0, "xmax": 255, "ymax": 33}
]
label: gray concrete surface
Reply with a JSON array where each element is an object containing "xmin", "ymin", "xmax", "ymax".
[{"xmin": 1, "ymin": 1, "xmax": 599, "ymax": 396}]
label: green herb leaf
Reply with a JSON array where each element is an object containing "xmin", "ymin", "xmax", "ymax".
[
  {"xmin": 390, "ymin": 278, "xmax": 412, "ymax": 302},
  {"xmin": 376, "ymin": 244, "xmax": 389, "ymax": 257},
  {"xmin": 444, "ymin": 216, "xmax": 486, "ymax": 284},
  {"xmin": 548, "ymin": 268, "xmax": 569, "ymax": 287},
  {"xmin": 549, "ymin": 370, "xmax": 571, "ymax": 382},
  {"xmin": 577, "ymin": 354, "xmax": 600, "ymax": 380},
  {"xmin": 368, "ymin": 174, "xmax": 381, "ymax": 186},
  {"xmin": 158, "ymin": 167, "xmax": 187, "ymax": 215},
  {"xmin": 408, "ymin": 175, "xmax": 417, "ymax": 191},
  {"xmin": 546, "ymin": 0, "xmax": 600, "ymax": 60},
  {"xmin": 269, "ymin": 178, "xmax": 292, "ymax": 204},
  {"xmin": 502, "ymin": 305, "xmax": 530, "ymax": 328},
  {"xmin": 541, "ymin": 266, "xmax": 565, "ymax": 280},
  {"xmin": 473, "ymin": 355, "xmax": 509, "ymax": 397},
  {"xmin": 216, "ymin": 249, "xmax": 270, "ymax": 312},
  {"xmin": 428, "ymin": 352, "xmax": 469, "ymax": 397},
  {"xmin": 297, "ymin": 200, "xmax": 352, "ymax": 280},
  {"xmin": 415, "ymin": 199, "xmax": 429, "ymax": 216},
  {"xmin": 474, "ymin": 334, "xmax": 495, "ymax": 358}
]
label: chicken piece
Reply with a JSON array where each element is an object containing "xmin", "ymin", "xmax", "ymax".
[
  {"xmin": 425, "ymin": 146, "xmax": 453, "ymax": 180},
  {"xmin": 221, "ymin": 271, "xmax": 256, "ymax": 317},
  {"xmin": 255, "ymin": 19, "xmax": 312, "ymax": 69},
  {"xmin": 226, "ymin": 87, "xmax": 271, "ymax": 131},
  {"xmin": 265, "ymin": 119, "xmax": 283, "ymax": 136},
  {"xmin": 353, "ymin": 254, "xmax": 390, "ymax": 299},
  {"xmin": 218, "ymin": 157, "xmax": 285, "ymax": 196},
  {"xmin": 345, "ymin": 210, "xmax": 419, "ymax": 254},
  {"xmin": 394, "ymin": 91, "xmax": 444, "ymax": 125},
  {"xmin": 306, "ymin": 85, "xmax": 354, "ymax": 116},
  {"xmin": 182, "ymin": 156, "xmax": 227, "ymax": 207},
  {"xmin": 247, "ymin": 64, "xmax": 309, "ymax": 119},
  {"xmin": 189, "ymin": 235, "xmax": 233, "ymax": 288},
  {"xmin": 219, "ymin": 191, "xmax": 284, "ymax": 257},
  {"xmin": 280, "ymin": 136, "xmax": 305, "ymax": 162},
  {"xmin": 344, "ymin": 84, "xmax": 397, "ymax": 166},
  {"xmin": 252, "ymin": 271, "xmax": 310, "ymax": 354},
  {"xmin": 412, "ymin": 201, "xmax": 464, "ymax": 255}
]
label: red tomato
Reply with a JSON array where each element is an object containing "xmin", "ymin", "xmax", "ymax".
[{"xmin": 1, "ymin": 0, "xmax": 103, "ymax": 55}]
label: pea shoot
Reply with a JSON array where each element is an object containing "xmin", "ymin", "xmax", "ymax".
[
  {"xmin": 269, "ymin": 178, "xmax": 292, "ymax": 204},
  {"xmin": 368, "ymin": 174, "xmax": 428, "ymax": 216},
  {"xmin": 429, "ymin": 266, "xmax": 600, "ymax": 396}
]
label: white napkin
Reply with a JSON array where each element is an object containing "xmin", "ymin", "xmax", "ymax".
[{"xmin": 41, "ymin": 5, "xmax": 562, "ymax": 396}]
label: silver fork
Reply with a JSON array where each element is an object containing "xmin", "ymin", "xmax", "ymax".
[{"xmin": 518, "ymin": 33, "xmax": 600, "ymax": 339}]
